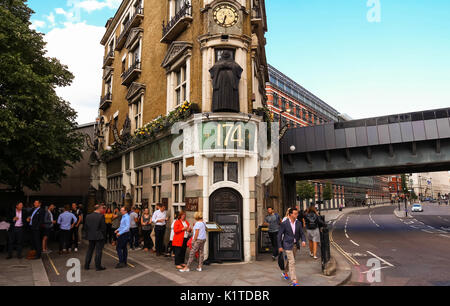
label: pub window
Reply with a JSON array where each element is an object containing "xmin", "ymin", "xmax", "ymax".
[
  {"xmin": 213, "ymin": 162, "xmax": 239, "ymax": 184},
  {"xmin": 172, "ymin": 160, "xmax": 186, "ymax": 213},
  {"xmin": 107, "ymin": 176, "xmax": 123, "ymax": 206},
  {"xmin": 135, "ymin": 169, "xmax": 144, "ymax": 207},
  {"xmin": 227, "ymin": 162, "xmax": 238, "ymax": 184},
  {"xmin": 302, "ymin": 109, "xmax": 306, "ymax": 121},
  {"xmin": 215, "ymin": 48, "xmax": 236, "ymax": 62},
  {"xmin": 214, "ymin": 162, "xmax": 225, "ymax": 184},
  {"xmin": 151, "ymin": 165, "xmax": 162, "ymax": 212}
]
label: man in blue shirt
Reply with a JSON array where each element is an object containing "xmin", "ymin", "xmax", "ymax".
[
  {"xmin": 57, "ymin": 205, "xmax": 77, "ymax": 255},
  {"xmin": 115, "ymin": 207, "xmax": 130, "ymax": 268}
]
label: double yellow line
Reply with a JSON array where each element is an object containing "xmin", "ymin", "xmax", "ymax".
[{"xmin": 330, "ymin": 222, "xmax": 360, "ymax": 266}]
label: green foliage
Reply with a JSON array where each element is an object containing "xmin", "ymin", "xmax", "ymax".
[
  {"xmin": 401, "ymin": 174, "xmax": 410, "ymax": 196},
  {"xmin": 296, "ymin": 181, "xmax": 315, "ymax": 201},
  {"xmin": 322, "ymin": 182, "xmax": 333, "ymax": 201},
  {"xmin": 0, "ymin": 0, "xmax": 84, "ymax": 191}
]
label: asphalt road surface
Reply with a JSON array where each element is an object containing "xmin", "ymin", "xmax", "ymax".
[{"xmin": 331, "ymin": 203, "xmax": 450, "ymax": 286}]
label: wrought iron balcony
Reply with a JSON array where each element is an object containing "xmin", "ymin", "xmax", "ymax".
[
  {"xmin": 116, "ymin": 7, "xmax": 144, "ymax": 51},
  {"xmin": 121, "ymin": 60, "xmax": 141, "ymax": 86},
  {"xmin": 103, "ymin": 50, "xmax": 115, "ymax": 68},
  {"xmin": 161, "ymin": 1, "xmax": 192, "ymax": 43},
  {"xmin": 100, "ymin": 93, "xmax": 112, "ymax": 111}
]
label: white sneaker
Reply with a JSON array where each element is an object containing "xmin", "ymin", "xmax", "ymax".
[
  {"xmin": 314, "ymin": 256, "xmax": 318, "ymax": 260},
  {"xmin": 179, "ymin": 269, "xmax": 190, "ymax": 273},
  {"xmin": 310, "ymin": 252, "xmax": 314, "ymax": 257},
  {"xmin": 196, "ymin": 268, "xmax": 202, "ymax": 272}
]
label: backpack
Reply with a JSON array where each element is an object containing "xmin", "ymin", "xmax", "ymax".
[{"xmin": 305, "ymin": 213, "xmax": 318, "ymax": 230}]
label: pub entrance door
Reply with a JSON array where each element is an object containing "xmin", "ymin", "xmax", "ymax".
[{"xmin": 209, "ymin": 188, "xmax": 243, "ymax": 261}]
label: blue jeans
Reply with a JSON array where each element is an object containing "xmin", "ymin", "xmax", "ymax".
[{"xmin": 116, "ymin": 232, "xmax": 130, "ymax": 264}]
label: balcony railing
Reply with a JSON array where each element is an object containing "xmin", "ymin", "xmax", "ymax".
[
  {"xmin": 116, "ymin": 7, "xmax": 144, "ymax": 50},
  {"xmin": 161, "ymin": 2, "xmax": 192, "ymax": 43},
  {"xmin": 103, "ymin": 50, "xmax": 115, "ymax": 68},
  {"xmin": 100, "ymin": 93, "xmax": 112, "ymax": 111},
  {"xmin": 121, "ymin": 60, "xmax": 141, "ymax": 86}
]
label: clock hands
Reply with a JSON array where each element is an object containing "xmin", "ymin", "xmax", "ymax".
[{"xmin": 222, "ymin": 15, "xmax": 227, "ymax": 26}]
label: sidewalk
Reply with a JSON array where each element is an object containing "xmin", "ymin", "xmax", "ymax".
[
  {"xmin": 99, "ymin": 243, "xmax": 351, "ymax": 286},
  {"xmin": 0, "ymin": 249, "xmax": 50, "ymax": 286}
]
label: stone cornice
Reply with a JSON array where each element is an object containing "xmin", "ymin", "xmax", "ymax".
[{"xmin": 100, "ymin": 0, "xmax": 132, "ymax": 46}]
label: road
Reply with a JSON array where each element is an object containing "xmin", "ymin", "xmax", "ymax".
[{"xmin": 331, "ymin": 203, "xmax": 450, "ymax": 286}]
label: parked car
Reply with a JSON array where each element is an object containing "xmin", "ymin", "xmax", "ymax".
[{"xmin": 412, "ymin": 204, "xmax": 424, "ymax": 212}]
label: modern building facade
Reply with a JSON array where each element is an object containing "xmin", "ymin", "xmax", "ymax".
[
  {"xmin": 266, "ymin": 64, "xmax": 390, "ymax": 210},
  {"xmin": 91, "ymin": 0, "xmax": 270, "ymax": 262}
]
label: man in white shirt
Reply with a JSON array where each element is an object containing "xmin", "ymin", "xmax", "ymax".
[{"xmin": 152, "ymin": 204, "xmax": 168, "ymax": 256}]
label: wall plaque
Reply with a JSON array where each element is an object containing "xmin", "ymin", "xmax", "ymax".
[{"xmin": 185, "ymin": 197, "xmax": 199, "ymax": 212}]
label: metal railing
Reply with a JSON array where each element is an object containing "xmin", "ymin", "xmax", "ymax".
[
  {"xmin": 162, "ymin": 1, "xmax": 192, "ymax": 38},
  {"xmin": 117, "ymin": 7, "xmax": 144, "ymax": 46},
  {"xmin": 103, "ymin": 50, "xmax": 114, "ymax": 66},
  {"xmin": 100, "ymin": 93, "xmax": 112, "ymax": 108},
  {"xmin": 122, "ymin": 60, "xmax": 141, "ymax": 81}
]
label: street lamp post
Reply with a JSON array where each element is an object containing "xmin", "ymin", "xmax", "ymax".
[{"xmin": 279, "ymin": 106, "xmax": 292, "ymax": 212}]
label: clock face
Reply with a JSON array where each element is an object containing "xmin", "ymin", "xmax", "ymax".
[{"xmin": 213, "ymin": 4, "xmax": 239, "ymax": 28}]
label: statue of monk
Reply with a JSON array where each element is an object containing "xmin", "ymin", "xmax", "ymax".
[{"xmin": 209, "ymin": 50, "xmax": 243, "ymax": 113}]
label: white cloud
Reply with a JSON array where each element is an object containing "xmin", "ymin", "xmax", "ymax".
[
  {"xmin": 46, "ymin": 12, "xmax": 56, "ymax": 27},
  {"xmin": 44, "ymin": 22, "xmax": 104, "ymax": 124},
  {"xmin": 74, "ymin": 0, "xmax": 122, "ymax": 13},
  {"xmin": 30, "ymin": 20, "xmax": 46, "ymax": 30}
]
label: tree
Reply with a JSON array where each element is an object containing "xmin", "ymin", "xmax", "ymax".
[
  {"xmin": 322, "ymin": 182, "xmax": 333, "ymax": 209},
  {"xmin": 401, "ymin": 174, "xmax": 410, "ymax": 198},
  {"xmin": 0, "ymin": 0, "xmax": 84, "ymax": 193},
  {"xmin": 296, "ymin": 181, "xmax": 316, "ymax": 208}
]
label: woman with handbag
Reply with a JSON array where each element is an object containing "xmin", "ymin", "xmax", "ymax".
[{"xmin": 172, "ymin": 211, "xmax": 191, "ymax": 269}]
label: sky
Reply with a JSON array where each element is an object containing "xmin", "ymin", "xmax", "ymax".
[{"xmin": 27, "ymin": 0, "xmax": 450, "ymax": 124}]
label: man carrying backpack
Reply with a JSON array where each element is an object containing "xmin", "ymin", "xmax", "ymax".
[
  {"xmin": 305, "ymin": 205, "xmax": 326, "ymax": 260},
  {"xmin": 263, "ymin": 207, "xmax": 282, "ymax": 260}
]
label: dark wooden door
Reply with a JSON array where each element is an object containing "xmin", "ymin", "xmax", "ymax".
[{"xmin": 209, "ymin": 188, "xmax": 243, "ymax": 261}]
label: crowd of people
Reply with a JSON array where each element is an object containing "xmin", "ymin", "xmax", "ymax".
[
  {"xmin": 0, "ymin": 200, "xmax": 85, "ymax": 260},
  {"xmin": 0, "ymin": 199, "xmax": 326, "ymax": 286}
]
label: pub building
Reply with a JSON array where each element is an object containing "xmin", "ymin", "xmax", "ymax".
[{"xmin": 89, "ymin": 0, "xmax": 273, "ymax": 262}]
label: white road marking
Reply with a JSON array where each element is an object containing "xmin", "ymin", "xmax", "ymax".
[
  {"xmin": 361, "ymin": 266, "xmax": 392, "ymax": 273},
  {"xmin": 421, "ymin": 229, "xmax": 434, "ymax": 234},
  {"xmin": 350, "ymin": 240, "xmax": 360, "ymax": 246},
  {"xmin": 439, "ymin": 234, "xmax": 450, "ymax": 239},
  {"xmin": 345, "ymin": 233, "xmax": 349, "ymax": 239},
  {"xmin": 110, "ymin": 270, "xmax": 153, "ymax": 287},
  {"xmin": 366, "ymin": 251, "xmax": 394, "ymax": 267}
]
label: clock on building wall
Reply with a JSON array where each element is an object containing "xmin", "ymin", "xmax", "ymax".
[{"xmin": 213, "ymin": 3, "xmax": 239, "ymax": 28}]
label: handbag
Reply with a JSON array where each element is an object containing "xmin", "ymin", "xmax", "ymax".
[{"xmin": 278, "ymin": 252, "xmax": 286, "ymax": 271}]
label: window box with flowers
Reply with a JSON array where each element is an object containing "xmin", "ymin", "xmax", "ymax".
[{"xmin": 100, "ymin": 101, "xmax": 199, "ymax": 161}]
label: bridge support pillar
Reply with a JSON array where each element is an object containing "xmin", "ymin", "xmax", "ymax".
[{"xmin": 284, "ymin": 177, "xmax": 297, "ymax": 212}]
